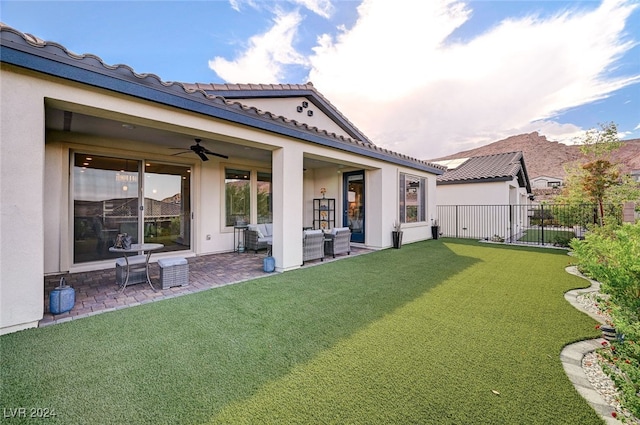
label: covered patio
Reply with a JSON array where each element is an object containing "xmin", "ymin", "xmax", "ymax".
[{"xmin": 42, "ymin": 246, "xmax": 372, "ymax": 327}]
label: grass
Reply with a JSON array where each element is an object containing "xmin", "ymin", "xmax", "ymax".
[
  {"xmin": 1, "ymin": 239, "xmax": 602, "ymax": 424},
  {"xmin": 518, "ymin": 228, "xmax": 576, "ymax": 245}
]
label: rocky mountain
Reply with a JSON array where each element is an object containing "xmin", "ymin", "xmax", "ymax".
[{"xmin": 430, "ymin": 132, "xmax": 640, "ymax": 180}]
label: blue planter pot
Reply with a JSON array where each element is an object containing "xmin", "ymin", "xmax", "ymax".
[{"xmin": 263, "ymin": 256, "xmax": 275, "ymax": 273}]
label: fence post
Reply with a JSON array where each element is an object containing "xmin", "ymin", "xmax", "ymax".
[
  {"xmin": 538, "ymin": 204, "xmax": 542, "ymax": 245},
  {"xmin": 623, "ymin": 202, "xmax": 635, "ymax": 223},
  {"xmin": 455, "ymin": 205, "xmax": 459, "ymax": 238}
]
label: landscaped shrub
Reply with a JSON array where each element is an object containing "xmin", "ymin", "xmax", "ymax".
[
  {"xmin": 571, "ymin": 223, "xmax": 640, "ymax": 314},
  {"xmin": 571, "ymin": 222, "xmax": 640, "ymax": 418}
]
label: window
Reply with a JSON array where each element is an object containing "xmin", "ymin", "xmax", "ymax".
[
  {"xmin": 72, "ymin": 154, "xmax": 191, "ymax": 264},
  {"xmin": 257, "ymin": 172, "xmax": 272, "ymax": 224},
  {"xmin": 225, "ymin": 169, "xmax": 251, "ymax": 226},
  {"xmin": 399, "ymin": 173, "xmax": 426, "ymax": 223},
  {"xmin": 224, "ymin": 168, "xmax": 273, "ymax": 226}
]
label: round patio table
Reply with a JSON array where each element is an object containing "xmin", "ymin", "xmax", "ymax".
[{"xmin": 109, "ymin": 243, "xmax": 164, "ymax": 293}]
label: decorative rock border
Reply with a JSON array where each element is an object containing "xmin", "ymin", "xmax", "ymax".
[{"xmin": 562, "ymin": 266, "xmax": 625, "ymax": 424}]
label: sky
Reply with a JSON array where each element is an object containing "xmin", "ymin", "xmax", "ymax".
[{"xmin": 1, "ymin": 0, "xmax": 639, "ymax": 160}]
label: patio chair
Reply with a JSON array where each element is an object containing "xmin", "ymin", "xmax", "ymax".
[
  {"xmin": 302, "ymin": 229, "xmax": 325, "ymax": 264},
  {"xmin": 245, "ymin": 223, "xmax": 273, "ymax": 253},
  {"xmin": 325, "ymin": 227, "xmax": 351, "ymax": 258}
]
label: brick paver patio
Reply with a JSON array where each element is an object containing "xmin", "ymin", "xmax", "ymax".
[{"xmin": 42, "ymin": 246, "xmax": 372, "ymax": 327}]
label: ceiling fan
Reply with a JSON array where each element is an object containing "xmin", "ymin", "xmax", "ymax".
[{"xmin": 171, "ymin": 138, "xmax": 228, "ymax": 161}]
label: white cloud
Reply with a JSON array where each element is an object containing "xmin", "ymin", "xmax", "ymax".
[
  {"xmin": 306, "ymin": 0, "xmax": 640, "ymax": 158},
  {"xmin": 209, "ymin": 10, "xmax": 307, "ymax": 83},
  {"xmin": 228, "ymin": 0, "xmax": 332, "ymax": 18},
  {"xmin": 291, "ymin": 0, "xmax": 334, "ymax": 18}
]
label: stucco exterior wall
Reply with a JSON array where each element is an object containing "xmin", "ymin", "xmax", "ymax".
[
  {"xmin": 233, "ymin": 97, "xmax": 351, "ymax": 140},
  {"xmin": 437, "ymin": 180, "xmax": 512, "ymax": 205},
  {"xmin": 0, "ymin": 64, "xmax": 440, "ymax": 334},
  {"xmin": 1, "ymin": 67, "xmax": 47, "ymax": 333},
  {"xmin": 436, "ymin": 179, "xmax": 530, "ymax": 241}
]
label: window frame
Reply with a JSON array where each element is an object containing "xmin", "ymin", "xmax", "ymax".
[
  {"xmin": 399, "ymin": 172, "xmax": 427, "ymax": 224},
  {"xmin": 223, "ymin": 166, "xmax": 272, "ymax": 228}
]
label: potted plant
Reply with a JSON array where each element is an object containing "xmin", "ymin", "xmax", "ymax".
[
  {"xmin": 431, "ymin": 218, "xmax": 440, "ymax": 240},
  {"xmin": 392, "ymin": 221, "xmax": 403, "ymax": 249}
]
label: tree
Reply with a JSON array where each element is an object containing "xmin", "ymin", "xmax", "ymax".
[{"xmin": 556, "ymin": 122, "xmax": 640, "ymax": 225}]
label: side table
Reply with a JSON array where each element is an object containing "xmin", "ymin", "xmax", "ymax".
[{"xmin": 233, "ymin": 225, "xmax": 248, "ymax": 253}]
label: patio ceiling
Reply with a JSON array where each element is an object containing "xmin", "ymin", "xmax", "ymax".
[{"xmin": 45, "ymin": 106, "xmax": 339, "ymax": 169}]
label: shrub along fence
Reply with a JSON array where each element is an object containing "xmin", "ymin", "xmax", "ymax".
[{"xmin": 437, "ymin": 203, "xmax": 624, "ymax": 246}]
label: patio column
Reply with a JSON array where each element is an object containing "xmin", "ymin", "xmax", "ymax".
[
  {"xmin": 0, "ymin": 71, "xmax": 45, "ymax": 334},
  {"xmin": 271, "ymin": 146, "xmax": 304, "ymax": 271}
]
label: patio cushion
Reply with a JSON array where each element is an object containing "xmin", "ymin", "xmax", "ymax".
[
  {"xmin": 248, "ymin": 224, "xmax": 263, "ymax": 238},
  {"xmin": 331, "ymin": 226, "xmax": 350, "ymax": 235},
  {"xmin": 258, "ymin": 223, "xmax": 269, "ymax": 237},
  {"xmin": 115, "ymin": 255, "xmax": 147, "ymax": 267},
  {"xmin": 264, "ymin": 223, "xmax": 273, "ymax": 236},
  {"xmin": 157, "ymin": 257, "xmax": 187, "ymax": 268}
]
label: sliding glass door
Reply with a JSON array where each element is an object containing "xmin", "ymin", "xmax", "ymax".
[
  {"xmin": 143, "ymin": 163, "xmax": 191, "ymax": 252},
  {"xmin": 72, "ymin": 154, "xmax": 191, "ymax": 263}
]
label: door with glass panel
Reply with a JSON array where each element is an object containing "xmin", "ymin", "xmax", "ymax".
[
  {"xmin": 73, "ymin": 154, "xmax": 191, "ymax": 263},
  {"xmin": 343, "ymin": 170, "xmax": 365, "ymax": 243},
  {"xmin": 143, "ymin": 162, "xmax": 191, "ymax": 252}
]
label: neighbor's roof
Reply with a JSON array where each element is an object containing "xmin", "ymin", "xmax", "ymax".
[
  {"xmin": 0, "ymin": 23, "xmax": 444, "ymax": 175},
  {"xmin": 436, "ymin": 151, "xmax": 532, "ymax": 192}
]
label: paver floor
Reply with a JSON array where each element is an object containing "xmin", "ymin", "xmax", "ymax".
[{"xmin": 42, "ymin": 246, "xmax": 371, "ymax": 327}]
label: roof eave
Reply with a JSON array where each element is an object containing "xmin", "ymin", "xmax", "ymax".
[{"xmin": 436, "ymin": 176, "xmax": 514, "ymax": 185}]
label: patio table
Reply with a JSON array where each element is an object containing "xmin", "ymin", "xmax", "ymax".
[{"xmin": 109, "ymin": 243, "xmax": 164, "ymax": 293}]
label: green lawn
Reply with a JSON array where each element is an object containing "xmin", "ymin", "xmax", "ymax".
[
  {"xmin": 1, "ymin": 240, "xmax": 602, "ymax": 424},
  {"xmin": 518, "ymin": 228, "xmax": 576, "ymax": 245}
]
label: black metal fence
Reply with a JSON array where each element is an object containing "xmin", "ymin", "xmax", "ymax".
[{"xmin": 436, "ymin": 204, "xmax": 623, "ymax": 246}]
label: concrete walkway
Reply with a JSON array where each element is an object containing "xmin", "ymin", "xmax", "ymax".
[{"xmin": 561, "ymin": 265, "xmax": 621, "ymax": 425}]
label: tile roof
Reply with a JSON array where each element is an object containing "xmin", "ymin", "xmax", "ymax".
[
  {"xmin": 0, "ymin": 23, "xmax": 444, "ymax": 175},
  {"xmin": 436, "ymin": 151, "xmax": 531, "ymax": 191},
  {"xmin": 183, "ymin": 82, "xmax": 373, "ymax": 144}
]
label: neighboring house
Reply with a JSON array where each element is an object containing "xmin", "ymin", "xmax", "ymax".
[
  {"xmin": 531, "ymin": 175, "xmax": 564, "ymax": 189},
  {"xmin": 0, "ymin": 24, "xmax": 444, "ymax": 334},
  {"xmin": 433, "ymin": 152, "xmax": 533, "ymax": 241}
]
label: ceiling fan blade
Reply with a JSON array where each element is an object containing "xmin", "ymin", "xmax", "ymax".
[
  {"xmin": 203, "ymin": 149, "xmax": 229, "ymax": 159},
  {"xmin": 170, "ymin": 150, "xmax": 190, "ymax": 156},
  {"xmin": 196, "ymin": 151, "xmax": 209, "ymax": 161}
]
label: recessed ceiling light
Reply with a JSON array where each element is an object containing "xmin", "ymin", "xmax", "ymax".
[{"xmin": 121, "ymin": 124, "xmax": 135, "ymax": 130}]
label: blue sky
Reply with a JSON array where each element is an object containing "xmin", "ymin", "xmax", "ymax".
[{"xmin": 1, "ymin": 0, "xmax": 638, "ymax": 158}]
